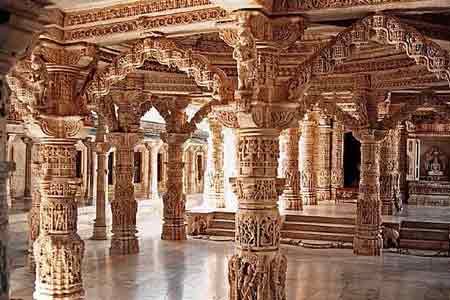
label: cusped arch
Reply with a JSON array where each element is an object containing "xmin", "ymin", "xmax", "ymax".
[
  {"xmin": 287, "ymin": 13, "xmax": 450, "ymax": 101},
  {"xmin": 86, "ymin": 37, "xmax": 234, "ymax": 104}
]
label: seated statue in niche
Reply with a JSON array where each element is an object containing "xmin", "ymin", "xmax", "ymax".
[{"xmin": 423, "ymin": 147, "xmax": 448, "ymax": 179}]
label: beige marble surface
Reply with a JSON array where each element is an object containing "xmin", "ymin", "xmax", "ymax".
[{"xmin": 9, "ymin": 196, "xmax": 450, "ymax": 300}]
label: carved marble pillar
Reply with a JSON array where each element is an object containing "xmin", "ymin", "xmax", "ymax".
[
  {"xmin": 353, "ymin": 129, "xmax": 385, "ymax": 256},
  {"xmin": 144, "ymin": 143, "xmax": 152, "ymax": 199},
  {"xmin": 281, "ymin": 127, "xmax": 302, "ymax": 210},
  {"xmin": 331, "ymin": 121, "xmax": 344, "ymax": 201},
  {"xmin": 208, "ymin": 117, "xmax": 225, "ymax": 208},
  {"xmin": 228, "ymin": 128, "xmax": 286, "ymax": 300},
  {"xmin": 162, "ymin": 133, "xmax": 188, "ymax": 240},
  {"xmin": 300, "ymin": 117, "xmax": 316, "ymax": 205},
  {"xmin": 83, "ymin": 138, "xmax": 94, "ymax": 206},
  {"xmin": 316, "ymin": 116, "xmax": 332, "ymax": 202},
  {"xmin": 33, "ymin": 138, "xmax": 85, "ymax": 299},
  {"xmin": 396, "ymin": 123, "xmax": 407, "ymax": 204},
  {"xmin": 91, "ymin": 117, "xmax": 109, "ymax": 240},
  {"xmin": 22, "ymin": 137, "xmax": 33, "ymax": 207},
  {"xmin": 380, "ymin": 131, "xmax": 394, "ymax": 215},
  {"xmin": 0, "ymin": 162, "xmax": 13, "ymax": 300},
  {"xmin": 27, "ymin": 143, "xmax": 41, "ymax": 271},
  {"xmin": 108, "ymin": 132, "xmax": 142, "ymax": 255}
]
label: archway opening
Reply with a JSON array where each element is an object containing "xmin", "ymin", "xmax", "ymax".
[{"xmin": 344, "ymin": 132, "xmax": 361, "ymax": 188}]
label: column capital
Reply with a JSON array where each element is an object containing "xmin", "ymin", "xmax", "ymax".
[
  {"xmin": 108, "ymin": 131, "xmax": 144, "ymax": 150},
  {"xmin": 353, "ymin": 128, "xmax": 387, "ymax": 143}
]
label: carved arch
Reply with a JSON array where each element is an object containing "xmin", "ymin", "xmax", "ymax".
[
  {"xmin": 287, "ymin": 14, "xmax": 450, "ymax": 101},
  {"xmin": 86, "ymin": 37, "xmax": 234, "ymax": 104}
]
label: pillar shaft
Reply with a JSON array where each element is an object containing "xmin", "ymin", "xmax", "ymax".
[
  {"xmin": 229, "ymin": 128, "xmax": 286, "ymax": 300},
  {"xmin": 108, "ymin": 133, "xmax": 141, "ymax": 255},
  {"xmin": 208, "ymin": 118, "xmax": 225, "ymax": 208},
  {"xmin": 331, "ymin": 121, "xmax": 344, "ymax": 201},
  {"xmin": 91, "ymin": 146, "xmax": 109, "ymax": 240},
  {"xmin": 27, "ymin": 143, "xmax": 41, "ymax": 271},
  {"xmin": 281, "ymin": 127, "xmax": 302, "ymax": 210},
  {"xmin": 316, "ymin": 118, "xmax": 332, "ymax": 202},
  {"xmin": 354, "ymin": 130, "xmax": 384, "ymax": 256},
  {"xmin": 0, "ymin": 162, "xmax": 13, "ymax": 300},
  {"xmin": 380, "ymin": 131, "xmax": 394, "ymax": 215},
  {"xmin": 33, "ymin": 139, "xmax": 85, "ymax": 299},
  {"xmin": 23, "ymin": 137, "xmax": 33, "ymax": 204},
  {"xmin": 162, "ymin": 134, "xmax": 188, "ymax": 240},
  {"xmin": 397, "ymin": 123, "xmax": 407, "ymax": 204},
  {"xmin": 300, "ymin": 119, "xmax": 316, "ymax": 205}
]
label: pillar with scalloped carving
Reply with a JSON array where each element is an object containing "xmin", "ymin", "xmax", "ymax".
[
  {"xmin": 207, "ymin": 116, "xmax": 225, "ymax": 208},
  {"xmin": 380, "ymin": 130, "xmax": 394, "ymax": 215},
  {"xmin": 300, "ymin": 116, "xmax": 317, "ymax": 205},
  {"xmin": 108, "ymin": 132, "xmax": 142, "ymax": 254},
  {"xmin": 396, "ymin": 123, "xmax": 407, "ymax": 205},
  {"xmin": 281, "ymin": 127, "xmax": 302, "ymax": 210},
  {"xmin": 331, "ymin": 121, "xmax": 344, "ymax": 202},
  {"xmin": 316, "ymin": 115, "xmax": 332, "ymax": 202},
  {"xmin": 353, "ymin": 129, "xmax": 386, "ymax": 256}
]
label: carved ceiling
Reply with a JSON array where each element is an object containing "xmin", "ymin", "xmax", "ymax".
[{"xmin": 6, "ymin": 0, "xmax": 450, "ymax": 127}]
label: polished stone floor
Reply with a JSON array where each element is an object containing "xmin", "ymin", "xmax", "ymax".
[{"xmin": 9, "ymin": 196, "xmax": 450, "ymax": 300}]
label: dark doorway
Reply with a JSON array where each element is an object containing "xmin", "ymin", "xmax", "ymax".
[
  {"xmin": 344, "ymin": 132, "xmax": 361, "ymax": 187},
  {"xmin": 75, "ymin": 150, "xmax": 82, "ymax": 178},
  {"xmin": 108, "ymin": 152, "xmax": 114, "ymax": 185},
  {"xmin": 133, "ymin": 151, "xmax": 142, "ymax": 183}
]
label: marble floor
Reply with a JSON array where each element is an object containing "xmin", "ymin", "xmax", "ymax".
[{"xmin": 9, "ymin": 196, "xmax": 450, "ymax": 300}]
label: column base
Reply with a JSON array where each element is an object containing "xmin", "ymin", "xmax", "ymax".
[
  {"xmin": 381, "ymin": 200, "xmax": 394, "ymax": 216},
  {"xmin": 282, "ymin": 192, "xmax": 302, "ymax": 211},
  {"xmin": 353, "ymin": 234, "xmax": 383, "ymax": 256},
  {"xmin": 161, "ymin": 222, "xmax": 187, "ymax": 240},
  {"xmin": 110, "ymin": 235, "xmax": 139, "ymax": 255},
  {"xmin": 316, "ymin": 189, "xmax": 331, "ymax": 202},
  {"xmin": 302, "ymin": 193, "xmax": 317, "ymax": 205},
  {"xmin": 91, "ymin": 225, "xmax": 108, "ymax": 240},
  {"xmin": 228, "ymin": 252, "xmax": 287, "ymax": 300},
  {"xmin": 33, "ymin": 233, "xmax": 85, "ymax": 300}
]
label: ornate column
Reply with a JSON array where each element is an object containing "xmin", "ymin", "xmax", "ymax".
[
  {"xmin": 27, "ymin": 142, "xmax": 42, "ymax": 271},
  {"xmin": 353, "ymin": 129, "xmax": 386, "ymax": 256},
  {"xmin": 281, "ymin": 127, "xmax": 302, "ymax": 210},
  {"xmin": 83, "ymin": 138, "xmax": 94, "ymax": 206},
  {"xmin": 0, "ymin": 161, "xmax": 13, "ymax": 300},
  {"xmin": 396, "ymin": 123, "xmax": 407, "ymax": 204},
  {"xmin": 22, "ymin": 137, "xmax": 33, "ymax": 207},
  {"xmin": 217, "ymin": 11, "xmax": 304, "ymax": 299},
  {"xmin": 331, "ymin": 121, "xmax": 344, "ymax": 201},
  {"xmin": 7, "ymin": 39, "xmax": 98, "ymax": 299},
  {"xmin": 380, "ymin": 131, "xmax": 394, "ymax": 215},
  {"xmin": 316, "ymin": 115, "xmax": 332, "ymax": 202},
  {"xmin": 208, "ymin": 117, "xmax": 225, "ymax": 208},
  {"xmin": 108, "ymin": 132, "xmax": 142, "ymax": 254},
  {"xmin": 144, "ymin": 143, "xmax": 152, "ymax": 199},
  {"xmin": 300, "ymin": 116, "xmax": 317, "ymax": 205},
  {"xmin": 91, "ymin": 116, "xmax": 109, "ymax": 240},
  {"xmin": 161, "ymin": 132, "xmax": 189, "ymax": 240}
]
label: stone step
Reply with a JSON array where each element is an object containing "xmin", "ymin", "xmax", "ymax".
[
  {"xmin": 401, "ymin": 221, "xmax": 449, "ymax": 231},
  {"xmin": 213, "ymin": 211, "xmax": 235, "ymax": 221},
  {"xmin": 283, "ymin": 214, "xmax": 355, "ymax": 225},
  {"xmin": 400, "ymin": 228, "xmax": 448, "ymax": 241},
  {"xmin": 209, "ymin": 219, "xmax": 235, "ymax": 230},
  {"xmin": 206, "ymin": 228, "xmax": 235, "ymax": 237},
  {"xmin": 282, "ymin": 222, "xmax": 355, "ymax": 234},
  {"xmin": 399, "ymin": 239, "xmax": 450, "ymax": 251},
  {"xmin": 281, "ymin": 230, "xmax": 354, "ymax": 243}
]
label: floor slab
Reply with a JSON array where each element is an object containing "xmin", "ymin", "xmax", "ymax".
[{"xmin": 9, "ymin": 196, "xmax": 450, "ymax": 300}]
